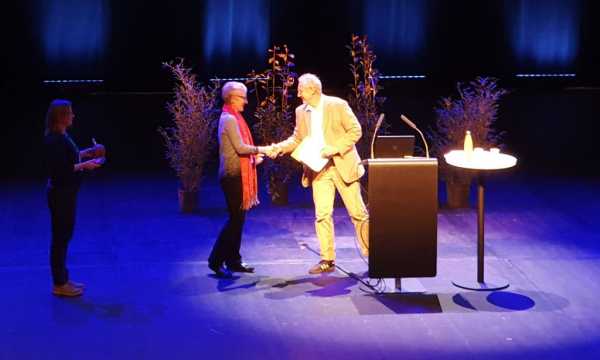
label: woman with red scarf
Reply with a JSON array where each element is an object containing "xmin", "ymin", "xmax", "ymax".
[{"xmin": 208, "ymin": 82, "xmax": 274, "ymax": 278}]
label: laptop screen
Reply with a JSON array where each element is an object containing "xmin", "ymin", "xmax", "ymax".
[{"xmin": 374, "ymin": 135, "xmax": 415, "ymax": 158}]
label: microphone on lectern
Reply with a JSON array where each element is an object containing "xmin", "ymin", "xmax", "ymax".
[
  {"xmin": 400, "ymin": 114, "xmax": 429, "ymax": 158},
  {"xmin": 370, "ymin": 113, "xmax": 385, "ymax": 159}
]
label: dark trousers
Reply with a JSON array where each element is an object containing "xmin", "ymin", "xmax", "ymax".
[
  {"xmin": 47, "ymin": 187, "xmax": 78, "ymax": 286},
  {"xmin": 209, "ymin": 176, "xmax": 246, "ymax": 267}
]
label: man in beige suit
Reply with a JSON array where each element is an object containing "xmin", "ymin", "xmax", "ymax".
[{"xmin": 272, "ymin": 73, "xmax": 369, "ymax": 274}]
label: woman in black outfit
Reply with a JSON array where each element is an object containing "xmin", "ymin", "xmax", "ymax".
[
  {"xmin": 44, "ymin": 99, "xmax": 105, "ymax": 297},
  {"xmin": 208, "ymin": 82, "xmax": 274, "ymax": 278}
]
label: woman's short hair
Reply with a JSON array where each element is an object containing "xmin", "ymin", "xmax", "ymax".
[
  {"xmin": 45, "ymin": 99, "xmax": 72, "ymax": 135},
  {"xmin": 298, "ymin": 73, "xmax": 322, "ymax": 94},
  {"xmin": 221, "ymin": 81, "xmax": 247, "ymax": 103}
]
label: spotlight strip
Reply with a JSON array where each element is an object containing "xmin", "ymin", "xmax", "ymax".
[
  {"xmin": 43, "ymin": 79, "xmax": 104, "ymax": 84},
  {"xmin": 515, "ymin": 73, "xmax": 576, "ymax": 78},
  {"xmin": 209, "ymin": 77, "xmax": 268, "ymax": 82},
  {"xmin": 211, "ymin": 75, "xmax": 428, "ymax": 82},
  {"xmin": 380, "ymin": 75, "xmax": 427, "ymax": 79}
]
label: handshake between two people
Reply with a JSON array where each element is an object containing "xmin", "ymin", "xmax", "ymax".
[
  {"xmin": 256, "ymin": 144, "xmax": 283, "ymax": 161},
  {"xmin": 253, "ymin": 143, "xmax": 338, "ymax": 166}
]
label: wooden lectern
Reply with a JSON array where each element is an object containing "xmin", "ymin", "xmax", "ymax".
[{"xmin": 366, "ymin": 158, "xmax": 438, "ymax": 279}]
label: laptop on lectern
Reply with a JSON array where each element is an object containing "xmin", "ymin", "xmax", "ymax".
[{"xmin": 374, "ymin": 135, "xmax": 415, "ymax": 158}]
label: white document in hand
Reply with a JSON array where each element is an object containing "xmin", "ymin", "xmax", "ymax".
[{"xmin": 291, "ymin": 137, "xmax": 329, "ymax": 172}]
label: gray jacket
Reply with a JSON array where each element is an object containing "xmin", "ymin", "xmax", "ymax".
[{"xmin": 218, "ymin": 111, "xmax": 258, "ymax": 179}]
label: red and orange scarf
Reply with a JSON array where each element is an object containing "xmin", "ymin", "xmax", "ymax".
[{"xmin": 223, "ymin": 104, "xmax": 259, "ymax": 210}]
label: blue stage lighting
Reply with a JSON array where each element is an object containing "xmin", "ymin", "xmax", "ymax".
[
  {"xmin": 38, "ymin": 0, "xmax": 109, "ymax": 66},
  {"xmin": 203, "ymin": 0, "xmax": 269, "ymax": 65},
  {"xmin": 363, "ymin": 0, "xmax": 428, "ymax": 69},
  {"xmin": 507, "ymin": 0, "xmax": 581, "ymax": 71}
]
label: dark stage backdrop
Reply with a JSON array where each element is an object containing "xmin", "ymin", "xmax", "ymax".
[{"xmin": 3, "ymin": 0, "xmax": 600, "ymax": 179}]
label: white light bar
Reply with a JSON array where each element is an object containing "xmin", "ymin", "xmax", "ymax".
[
  {"xmin": 43, "ymin": 79, "xmax": 104, "ymax": 84},
  {"xmin": 209, "ymin": 77, "xmax": 268, "ymax": 82},
  {"xmin": 380, "ymin": 75, "xmax": 427, "ymax": 79},
  {"xmin": 515, "ymin": 73, "xmax": 576, "ymax": 78}
]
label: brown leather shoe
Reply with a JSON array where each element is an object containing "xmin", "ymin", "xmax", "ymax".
[
  {"xmin": 308, "ymin": 260, "xmax": 336, "ymax": 274},
  {"xmin": 52, "ymin": 283, "xmax": 83, "ymax": 297}
]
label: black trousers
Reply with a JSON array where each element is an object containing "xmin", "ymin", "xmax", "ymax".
[
  {"xmin": 47, "ymin": 187, "xmax": 78, "ymax": 286},
  {"xmin": 209, "ymin": 176, "xmax": 246, "ymax": 267}
]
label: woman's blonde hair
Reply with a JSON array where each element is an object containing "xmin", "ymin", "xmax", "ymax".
[{"xmin": 44, "ymin": 99, "xmax": 72, "ymax": 135}]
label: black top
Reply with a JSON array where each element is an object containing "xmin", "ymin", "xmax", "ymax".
[{"xmin": 44, "ymin": 132, "xmax": 82, "ymax": 189}]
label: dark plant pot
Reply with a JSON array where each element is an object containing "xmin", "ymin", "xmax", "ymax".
[
  {"xmin": 270, "ymin": 181, "xmax": 289, "ymax": 205},
  {"xmin": 445, "ymin": 181, "xmax": 470, "ymax": 209},
  {"xmin": 178, "ymin": 189, "xmax": 198, "ymax": 213}
]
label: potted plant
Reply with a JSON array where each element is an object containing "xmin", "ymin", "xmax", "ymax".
[
  {"xmin": 247, "ymin": 44, "xmax": 300, "ymax": 205},
  {"xmin": 429, "ymin": 77, "xmax": 507, "ymax": 208},
  {"xmin": 159, "ymin": 59, "xmax": 220, "ymax": 212},
  {"xmin": 346, "ymin": 35, "xmax": 387, "ymax": 201},
  {"xmin": 347, "ymin": 34, "xmax": 387, "ymax": 161}
]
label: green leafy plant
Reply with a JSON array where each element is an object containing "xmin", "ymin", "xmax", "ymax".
[
  {"xmin": 429, "ymin": 77, "xmax": 508, "ymax": 183},
  {"xmin": 159, "ymin": 59, "xmax": 220, "ymax": 192},
  {"xmin": 347, "ymin": 34, "xmax": 387, "ymax": 160},
  {"xmin": 247, "ymin": 44, "xmax": 300, "ymax": 203}
]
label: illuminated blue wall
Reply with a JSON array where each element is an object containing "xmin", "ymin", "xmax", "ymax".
[
  {"xmin": 363, "ymin": 0, "xmax": 429, "ymax": 72},
  {"xmin": 38, "ymin": 0, "xmax": 109, "ymax": 77},
  {"xmin": 507, "ymin": 0, "xmax": 581, "ymax": 71},
  {"xmin": 203, "ymin": 0, "xmax": 269, "ymax": 71}
]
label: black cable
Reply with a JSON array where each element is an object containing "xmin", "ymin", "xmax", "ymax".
[
  {"xmin": 297, "ymin": 178, "xmax": 387, "ymax": 294},
  {"xmin": 353, "ymin": 182, "xmax": 386, "ymax": 293},
  {"xmin": 299, "ymin": 241, "xmax": 383, "ymax": 294}
]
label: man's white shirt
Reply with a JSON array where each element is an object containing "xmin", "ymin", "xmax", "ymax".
[
  {"xmin": 290, "ymin": 96, "xmax": 329, "ymax": 172},
  {"xmin": 306, "ymin": 96, "xmax": 325, "ymax": 150}
]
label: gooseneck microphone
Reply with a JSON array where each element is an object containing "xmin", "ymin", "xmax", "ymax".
[
  {"xmin": 401, "ymin": 114, "xmax": 430, "ymax": 158},
  {"xmin": 370, "ymin": 113, "xmax": 385, "ymax": 159}
]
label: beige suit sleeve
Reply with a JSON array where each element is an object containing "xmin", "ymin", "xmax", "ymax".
[{"xmin": 332, "ymin": 100, "xmax": 362, "ymax": 155}]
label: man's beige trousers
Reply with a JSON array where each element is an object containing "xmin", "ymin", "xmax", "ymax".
[{"xmin": 312, "ymin": 165, "xmax": 369, "ymax": 260}]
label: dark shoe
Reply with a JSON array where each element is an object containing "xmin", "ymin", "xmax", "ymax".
[
  {"xmin": 308, "ymin": 260, "xmax": 335, "ymax": 274},
  {"xmin": 52, "ymin": 283, "xmax": 83, "ymax": 297},
  {"xmin": 227, "ymin": 263, "xmax": 255, "ymax": 273},
  {"xmin": 209, "ymin": 263, "xmax": 233, "ymax": 278}
]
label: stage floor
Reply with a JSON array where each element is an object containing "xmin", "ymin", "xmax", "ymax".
[{"xmin": 1, "ymin": 173, "xmax": 600, "ymax": 359}]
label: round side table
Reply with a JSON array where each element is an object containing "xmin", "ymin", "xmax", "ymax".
[{"xmin": 444, "ymin": 149, "xmax": 517, "ymax": 291}]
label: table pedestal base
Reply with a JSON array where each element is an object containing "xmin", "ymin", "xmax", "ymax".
[{"xmin": 452, "ymin": 279, "xmax": 509, "ymax": 292}]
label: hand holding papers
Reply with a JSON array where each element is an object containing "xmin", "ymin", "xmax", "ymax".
[
  {"xmin": 291, "ymin": 137, "xmax": 330, "ymax": 172},
  {"xmin": 320, "ymin": 145, "xmax": 338, "ymax": 159}
]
